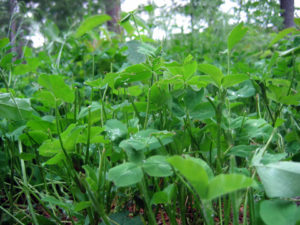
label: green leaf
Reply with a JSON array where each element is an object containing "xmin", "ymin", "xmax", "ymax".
[
  {"xmin": 120, "ymin": 13, "xmax": 131, "ymax": 23},
  {"xmin": 124, "ymin": 40, "xmax": 146, "ymax": 64},
  {"xmin": 228, "ymin": 80, "xmax": 256, "ymax": 100},
  {"xmin": 227, "ymin": 23, "xmax": 248, "ymax": 51},
  {"xmin": 183, "ymin": 60, "xmax": 197, "ymax": 80},
  {"xmin": 45, "ymin": 153, "xmax": 65, "ymax": 165},
  {"xmin": 42, "ymin": 196, "xmax": 72, "ymax": 210},
  {"xmin": 33, "ymin": 90, "xmax": 56, "ymax": 108},
  {"xmin": 74, "ymin": 201, "xmax": 92, "ymax": 212},
  {"xmin": 222, "ymin": 74, "xmax": 249, "ymax": 88},
  {"xmin": 143, "ymin": 155, "xmax": 173, "ymax": 177},
  {"xmin": 42, "ymin": 20, "xmax": 61, "ymax": 42},
  {"xmin": 206, "ymin": 174, "xmax": 253, "ymax": 200},
  {"xmin": 228, "ymin": 145, "xmax": 257, "ymax": 158},
  {"xmin": 185, "ymin": 155, "xmax": 214, "ymax": 180},
  {"xmin": 151, "ymin": 184, "xmax": 176, "ymax": 205},
  {"xmin": 107, "ymin": 162, "xmax": 143, "ymax": 187},
  {"xmin": 13, "ymin": 64, "xmax": 34, "ymax": 75},
  {"xmin": 19, "ymin": 153, "xmax": 35, "ymax": 161},
  {"xmin": 256, "ymin": 161, "xmax": 300, "ymax": 198},
  {"xmin": 105, "ymin": 119, "xmax": 127, "ymax": 141},
  {"xmin": 39, "ymin": 124, "xmax": 83, "ymax": 157},
  {"xmin": 0, "ymin": 52, "xmax": 13, "ymax": 69},
  {"xmin": 38, "ymin": 74, "xmax": 74, "ymax": 103},
  {"xmin": 189, "ymin": 102, "xmax": 215, "ymax": 120},
  {"xmin": 269, "ymin": 27, "xmax": 298, "ymax": 47},
  {"xmin": 75, "ymin": 14, "xmax": 111, "ymax": 38},
  {"xmin": 0, "ymin": 93, "xmax": 36, "ymax": 121},
  {"xmin": 260, "ymin": 199, "xmax": 300, "ymax": 225},
  {"xmin": 167, "ymin": 156, "xmax": 208, "ymax": 198},
  {"xmin": 0, "ymin": 37, "xmax": 9, "ymax": 49},
  {"xmin": 198, "ymin": 64, "xmax": 223, "ymax": 87},
  {"xmin": 100, "ymin": 212, "xmax": 143, "ymax": 225},
  {"xmin": 114, "ymin": 64, "xmax": 152, "ymax": 88}
]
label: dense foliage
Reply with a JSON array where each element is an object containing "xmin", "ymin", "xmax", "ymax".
[{"xmin": 0, "ymin": 2, "xmax": 300, "ymax": 225}]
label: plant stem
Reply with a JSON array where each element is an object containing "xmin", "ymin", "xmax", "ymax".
[
  {"xmin": 139, "ymin": 178, "xmax": 157, "ymax": 225},
  {"xmin": 144, "ymin": 87, "xmax": 151, "ymax": 129},
  {"xmin": 18, "ymin": 140, "xmax": 39, "ymax": 225},
  {"xmin": 85, "ymin": 106, "xmax": 92, "ymax": 164}
]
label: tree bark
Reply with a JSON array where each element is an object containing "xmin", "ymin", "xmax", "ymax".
[
  {"xmin": 104, "ymin": 0, "xmax": 121, "ymax": 34},
  {"xmin": 9, "ymin": 0, "xmax": 18, "ymax": 57},
  {"xmin": 280, "ymin": 0, "xmax": 295, "ymax": 28}
]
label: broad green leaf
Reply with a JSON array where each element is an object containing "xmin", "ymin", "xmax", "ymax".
[
  {"xmin": 227, "ymin": 80, "xmax": 256, "ymax": 100},
  {"xmin": 0, "ymin": 37, "xmax": 9, "ymax": 49},
  {"xmin": 260, "ymin": 199, "xmax": 300, "ymax": 225},
  {"xmin": 114, "ymin": 64, "xmax": 152, "ymax": 88},
  {"xmin": 75, "ymin": 14, "xmax": 111, "ymax": 38},
  {"xmin": 269, "ymin": 27, "xmax": 298, "ymax": 47},
  {"xmin": 0, "ymin": 93, "xmax": 36, "ymax": 121},
  {"xmin": 42, "ymin": 20, "xmax": 61, "ymax": 42},
  {"xmin": 38, "ymin": 74, "xmax": 74, "ymax": 103},
  {"xmin": 20, "ymin": 130, "xmax": 48, "ymax": 146},
  {"xmin": 228, "ymin": 145, "xmax": 257, "ymax": 158},
  {"xmin": 183, "ymin": 60, "xmax": 197, "ymax": 80},
  {"xmin": 183, "ymin": 87, "xmax": 204, "ymax": 110},
  {"xmin": 267, "ymin": 85, "xmax": 300, "ymax": 105},
  {"xmin": 105, "ymin": 119, "xmax": 127, "ymax": 141},
  {"xmin": 19, "ymin": 153, "xmax": 35, "ymax": 161},
  {"xmin": 198, "ymin": 64, "xmax": 223, "ymax": 87},
  {"xmin": 227, "ymin": 23, "xmax": 248, "ymax": 51},
  {"xmin": 120, "ymin": 139, "xmax": 147, "ymax": 151},
  {"xmin": 165, "ymin": 61, "xmax": 184, "ymax": 76},
  {"xmin": 185, "ymin": 155, "xmax": 214, "ymax": 180},
  {"xmin": 151, "ymin": 184, "xmax": 176, "ymax": 205},
  {"xmin": 77, "ymin": 127, "xmax": 107, "ymax": 144},
  {"xmin": 150, "ymin": 83, "xmax": 172, "ymax": 109},
  {"xmin": 100, "ymin": 212, "xmax": 143, "ymax": 225},
  {"xmin": 256, "ymin": 161, "xmax": 300, "ymax": 198},
  {"xmin": 206, "ymin": 174, "xmax": 253, "ymax": 200},
  {"xmin": 167, "ymin": 155, "xmax": 208, "ymax": 198},
  {"xmin": 120, "ymin": 13, "xmax": 131, "ymax": 23},
  {"xmin": 186, "ymin": 76, "xmax": 210, "ymax": 88},
  {"xmin": 42, "ymin": 196, "xmax": 72, "ymax": 210},
  {"xmin": 13, "ymin": 64, "xmax": 33, "ymax": 75},
  {"xmin": 189, "ymin": 102, "xmax": 215, "ymax": 120},
  {"xmin": 27, "ymin": 117, "xmax": 56, "ymax": 132},
  {"xmin": 33, "ymin": 90, "xmax": 56, "ymax": 108},
  {"xmin": 74, "ymin": 201, "xmax": 92, "ymax": 212},
  {"xmin": 143, "ymin": 155, "xmax": 173, "ymax": 177},
  {"xmin": 222, "ymin": 74, "xmax": 249, "ymax": 88},
  {"xmin": 44, "ymin": 152, "xmax": 65, "ymax": 165},
  {"xmin": 0, "ymin": 52, "xmax": 13, "ymax": 69},
  {"xmin": 295, "ymin": 18, "xmax": 300, "ymax": 26},
  {"xmin": 107, "ymin": 162, "xmax": 143, "ymax": 187},
  {"xmin": 124, "ymin": 40, "xmax": 146, "ymax": 64},
  {"xmin": 240, "ymin": 118, "xmax": 273, "ymax": 140},
  {"xmin": 137, "ymin": 42, "xmax": 156, "ymax": 56},
  {"xmin": 78, "ymin": 101, "xmax": 103, "ymax": 124},
  {"xmin": 39, "ymin": 124, "xmax": 83, "ymax": 157},
  {"xmin": 127, "ymin": 85, "xmax": 143, "ymax": 96}
]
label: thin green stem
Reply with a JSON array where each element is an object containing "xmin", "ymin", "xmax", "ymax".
[
  {"xmin": 0, "ymin": 205, "xmax": 25, "ymax": 225},
  {"xmin": 144, "ymin": 87, "xmax": 151, "ymax": 129},
  {"xmin": 18, "ymin": 140, "xmax": 39, "ymax": 225},
  {"xmin": 85, "ymin": 106, "xmax": 92, "ymax": 164},
  {"xmin": 139, "ymin": 178, "xmax": 157, "ymax": 225}
]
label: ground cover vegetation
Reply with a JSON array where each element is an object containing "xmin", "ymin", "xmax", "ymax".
[{"xmin": 0, "ymin": 0, "xmax": 300, "ymax": 224}]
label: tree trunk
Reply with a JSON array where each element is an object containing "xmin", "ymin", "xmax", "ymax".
[
  {"xmin": 104, "ymin": 0, "xmax": 121, "ymax": 34},
  {"xmin": 9, "ymin": 0, "xmax": 18, "ymax": 58},
  {"xmin": 280, "ymin": 0, "xmax": 295, "ymax": 28}
]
